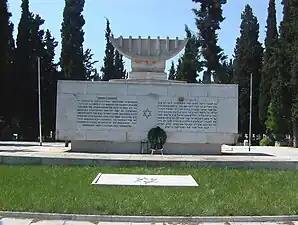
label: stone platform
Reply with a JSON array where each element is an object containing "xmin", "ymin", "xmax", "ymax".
[
  {"xmin": 1, "ymin": 142, "xmax": 298, "ymax": 169},
  {"xmin": 71, "ymin": 140, "xmax": 222, "ymax": 155}
]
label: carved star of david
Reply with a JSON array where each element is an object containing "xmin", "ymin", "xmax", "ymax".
[
  {"xmin": 135, "ymin": 177, "xmax": 157, "ymax": 184},
  {"xmin": 143, "ymin": 109, "xmax": 152, "ymax": 119}
]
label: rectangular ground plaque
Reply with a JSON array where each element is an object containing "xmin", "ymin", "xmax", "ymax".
[{"xmin": 91, "ymin": 173, "xmax": 198, "ymax": 187}]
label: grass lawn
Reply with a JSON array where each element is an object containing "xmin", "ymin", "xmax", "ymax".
[{"xmin": 0, "ymin": 165, "xmax": 298, "ymax": 216}]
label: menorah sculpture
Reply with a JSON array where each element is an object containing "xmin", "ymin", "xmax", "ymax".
[
  {"xmin": 56, "ymin": 32, "xmax": 238, "ymax": 156},
  {"xmin": 109, "ymin": 36, "xmax": 188, "ymax": 80}
]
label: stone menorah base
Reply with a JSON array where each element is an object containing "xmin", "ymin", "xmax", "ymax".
[
  {"xmin": 108, "ymin": 78, "xmax": 186, "ymax": 84},
  {"xmin": 129, "ymin": 71, "xmax": 167, "ymax": 80}
]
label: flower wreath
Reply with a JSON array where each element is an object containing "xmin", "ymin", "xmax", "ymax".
[{"xmin": 147, "ymin": 126, "xmax": 167, "ymax": 150}]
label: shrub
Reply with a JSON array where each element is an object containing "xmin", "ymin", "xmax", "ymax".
[{"xmin": 259, "ymin": 135, "xmax": 275, "ymax": 146}]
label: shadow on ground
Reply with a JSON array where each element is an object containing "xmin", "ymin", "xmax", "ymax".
[
  {"xmin": 66, "ymin": 150, "xmax": 274, "ymax": 157},
  {"xmin": 0, "ymin": 143, "xmax": 38, "ymax": 147},
  {"xmin": 222, "ymin": 152, "xmax": 274, "ymax": 156},
  {"xmin": 0, "ymin": 150, "xmax": 37, "ymax": 153}
]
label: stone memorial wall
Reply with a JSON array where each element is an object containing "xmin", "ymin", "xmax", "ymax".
[{"xmin": 56, "ymin": 80, "xmax": 238, "ymax": 144}]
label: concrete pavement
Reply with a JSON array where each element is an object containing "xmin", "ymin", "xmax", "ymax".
[
  {"xmin": 1, "ymin": 217, "xmax": 298, "ymax": 225},
  {"xmin": 1, "ymin": 143, "xmax": 298, "ymax": 224},
  {"xmin": 1, "ymin": 141, "xmax": 298, "ymax": 169}
]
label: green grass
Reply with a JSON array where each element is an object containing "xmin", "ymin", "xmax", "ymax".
[{"xmin": 0, "ymin": 165, "xmax": 298, "ymax": 216}]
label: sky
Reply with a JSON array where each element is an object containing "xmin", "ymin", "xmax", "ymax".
[{"xmin": 8, "ymin": 0, "xmax": 283, "ymax": 74}]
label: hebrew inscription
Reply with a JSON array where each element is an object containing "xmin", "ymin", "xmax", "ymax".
[
  {"xmin": 157, "ymin": 99, "xmax": 218, "ymax": 130},
  {"xmin": 76, "ymin": 96, "xmax": 138, "ymax": 128}
]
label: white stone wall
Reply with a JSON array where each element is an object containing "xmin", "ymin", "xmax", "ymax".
[{"xmin": 56, "ymin": 80, "xmax": 238, "ymax": 144}]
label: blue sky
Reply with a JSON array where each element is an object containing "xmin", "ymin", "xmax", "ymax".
[{"xmin": 8, "ymin": 0, "xmax": 283, "ymax": 74}]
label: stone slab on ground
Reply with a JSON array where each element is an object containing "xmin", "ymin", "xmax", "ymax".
[{"xmin": 91, "ymin": 173, "xmax": 199, "ymax": 186}]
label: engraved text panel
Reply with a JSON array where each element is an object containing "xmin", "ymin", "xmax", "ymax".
[
  {"xmin": 76, "ymin": 96, "xmax": 138, "ymax": 128},
  {"xmin": 157, "ymin": 99, "xmax": 218, "ymax": 130}
]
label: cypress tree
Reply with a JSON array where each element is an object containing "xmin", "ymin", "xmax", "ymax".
[
  {"xmin": 0, "ymin": 0, "xmax": 15, "ymax": 139},
  {"xmin": 259, "ymin": 0, "xmax": 278, "ymax": 130},
  {"xmin": 41, "ymin": 30, "xmax": 60, "ymax": 139},
  {"xmin": 101, "ymin": 19, "xmax": 115, "ymax": 81},
  {"xmin": 15, "ymin": 0, "xmax": 46, "ymax": 140},
  {"xmin": 176, "ymin": 25, "xmax": 202, "ymax": 83},
  {"xmin": 192, "ymin": 0, "xmax": 227, "ymax": 83},
  {"xmin": 291, "ymin": 40, "xmax": 298, "ymax": 146},
  {"xmin": 286, "ymin": 0, "xmax": 298, "ymax": 146},
  {"xmin": 15, "ymin": 0, "xmax": 31, "ymax": 136},
  {"xmin": 168, "ymin": 61, "xmax": 176, "ymax": 80},
  {"xmin": 216, "ymin": 59, "xmax": 235, "ymax": 84},
  {"xmin": 114, "ymin": 50, "xmax": 126, "ymax": 79},
  {"xmin": 175, "ymin": 59, "xmax": 182, "ymax": 80},
  {"xmin": 233, "ymin": 5, "xmax": 263, "ymax": 136},
  {"xmin": 269, "ymin": 0, "xmax": 293, "ymax": 141},
  {"xmin": 83, "ymin": 48, "xmax": 99, "ymax": 80},
  {"xmin": 60, "ymin": 0, "xmax": 86, "ymax": 80}
]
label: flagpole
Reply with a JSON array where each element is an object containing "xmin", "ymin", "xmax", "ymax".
[
  {"xmin": 37, "ymin": 57, "xmax": 42, "ymax": 146},
  {"xmin": 249, "ymin": 73, "xmax": 252, "ymax": 152}
]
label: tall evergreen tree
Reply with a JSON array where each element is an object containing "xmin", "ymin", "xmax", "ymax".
[
  {"xmin": 175, "ymin": 59, "xmax": 182, "ymax": 80},
  {"xmin": 269, "ymin": 0, "xmax": 293, "ymax": 141},
  {"xmin": 192, "ymin": 0, "xmax": 227, "ymax": 83},
  {"xmin": 281, "ymin": 0, "xmax": 298, "ymax": 146},
  {"xmin": 168, "ymin": 61, "xmax": 176, "ymax": 80},
  {"xmin": 83, "ymin": 48, "xmax": 99, "ymax": 80},
  {"xmin": 215, "ymin": 59, "xmax": 235, "ymax": 84},
  {"xmin": 15, "ymin": 0, "xmax": 31, "ymax": 137},
  {"xmin": 15, "ymin": 0, "xmax": 46, "ymax": 140},
  {"xmin": 101, "ymin": 19, "xmax": 115, "ymax": 81},
  {"xmin": 60, "ymin": 0, "xmax": 86, "ymax": 80},
  {"xmin": 41, "ymin": 30, "xmax": 60, "ymax": 139},
  {"xmin": 259, "ymin": 0, "xmax": 278, "ymax": 130},
  {"xmin": 176, "ymin": 25, "xmax": 202, "ymax": 83},
  {"xmin": 0, "ymin": 0, "xmax": 15, "ymax": 137},
  {"xmin": 114, "ymin": 50, "xmax": 126, "ymax": 79},
  {"xmin": 233, "ymin": 5, "xmax": 263, "ymax": 136},
  {"xmin": 290, "ymin": 40, "xmax": 298, "ymax": 146}
]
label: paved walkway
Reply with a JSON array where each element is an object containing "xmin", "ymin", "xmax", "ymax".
[
  {"xmin": 1, "ymin": 141, "xmax": 298, "ymax": 157},
  {"xmin": 0, "ymin": 141, "xmax": 69, "ymax": 153},
  {"xmin": 1, "ymin": 218, "xmax": 298, "ymax": 225},
  {"xmin": 1, "ymin": 141, "xmax": 298, "ymax": 169},
  {"xmin": 221, "ymin": 144, "xmax": 298, "ymax": 158}
]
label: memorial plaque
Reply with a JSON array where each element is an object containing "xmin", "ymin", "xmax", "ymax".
[
  {"xmin": 92, "ymin": 173, "xmax": 199, "ymax": 187},
  {"xmin": 56, "ymin": 81, "xmax": 238, "ymax": 145},
  {"xmin": 76, "ymin": 95, "xmax": 138, "ymax": 129},
  {"xmin": 157, "ymin": 99, "xmax": 218, "ymax": 131}
]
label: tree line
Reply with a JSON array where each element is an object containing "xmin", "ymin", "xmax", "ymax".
[
  {"xmin": 1, "ymin": 0, "xmax": 298, "ymax": 147},
  {"xmin": 0, "ymin": 0, "xmax": 125, "ymax": 141},
  {"xmin": 170, "ymin": 0, "xmax": 298, "ymax": 147}
]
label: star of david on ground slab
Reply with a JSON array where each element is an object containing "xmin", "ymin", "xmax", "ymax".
[
  {"xmin": 143, "ymin": 109, "xmax": 152, "ymax": 118},
  {"xmin": 135, "ymin": 177, "xmax": 158, "ymax": 184}
]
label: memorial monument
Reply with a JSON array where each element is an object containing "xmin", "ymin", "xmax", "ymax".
[{"xmin": 56, "ymin": 35, "xmax": 238, "ymax": 154}]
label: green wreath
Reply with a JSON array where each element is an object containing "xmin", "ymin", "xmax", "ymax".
[{"xmin": 147, "ymin": 126, "xmax": 167, "ymax": 150}]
